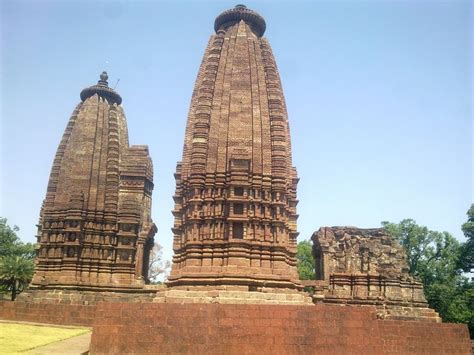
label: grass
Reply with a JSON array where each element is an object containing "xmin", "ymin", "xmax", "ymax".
[{"xmin": 0, "ymin": 322, "xmax": 90, "ymax": 354}]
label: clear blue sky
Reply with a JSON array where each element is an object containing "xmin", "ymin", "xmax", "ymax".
[{"xmin": 1, "ymin": 0, "xmax": 472, "ymax": 265}]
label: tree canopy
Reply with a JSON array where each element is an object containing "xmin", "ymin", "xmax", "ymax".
[
  {"xmin": 382, "ymin": 219, "xmax": 463, "ymax": 284},
  {"xmin": 0, "ymin": 218, "xmax": 35, "ymax": 300},
  {"xmin": 0, "ymin": 256, "xmax": 35, "ymax": 300},
  {"xmin": 460, "ymin": 204, "xmax": 474, "ymax": 273},
  {"xmin": 296, "ymin": 240, "xmax": 315, "ymax": 280},
  {"xmin": 0, "ymin": 218, "xmax": 35, "ymax": 260},
  {"xmin": 383, "ymin": 218, "xmax": 473, "ymax": 338}
]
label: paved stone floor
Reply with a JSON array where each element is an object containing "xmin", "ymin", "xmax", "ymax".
[{"xmin": 27, "ymin": 332, "xmax": 91, "ymax": 355}]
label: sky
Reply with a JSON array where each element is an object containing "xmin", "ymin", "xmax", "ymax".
[{"xmin": 1, "ymin": 0, "xmax": 472, "ymax": 266}]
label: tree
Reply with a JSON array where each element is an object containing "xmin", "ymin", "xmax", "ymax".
[
  {"xmin": 0, "ymin": 217, "xmax": 35, "ymax": 259},
  {"xmin": 147, "ymin": 243, "xmax": 170, "ymax": 284},
  {"xmin": 0, "ymin": 217, "xmax": 35, "ymax": 300},
  {"xmin": 382, "ymin": 219, "xmax": 462, "ymax": 283},
  {"xmin": 383, "ymin": 219, "xmax": 473, "ymax": 338},
  {"xmin": 297, "ymin": 240, "xmax": 315, "ymax": 280},
  {"xmin": 460, "ymin": 204, "xmax": 474, "ymax": 273},
  {"xmin": 0, "ymin": 256, "xmax": 35, "ymax": 300}
]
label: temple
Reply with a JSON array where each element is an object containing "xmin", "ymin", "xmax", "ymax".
[
  {"xmin": 28, "ymin": 72, "xmax": 157, "ymax": 293},
  {"xmin": 167, "ymin": 5, "xmax": 302, "ymax": 292},
  {"xmin": 2, "ymin": 5, "xmax": 471, "ymax": 353}
]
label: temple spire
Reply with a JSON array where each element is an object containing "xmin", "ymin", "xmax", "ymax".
[
  {"xmin": 30, "ymin": 70, "xmax": 156, "ymax": 293},
  {"xmin": 168, "ymin": 5, "xmax": 302, "ymax": 291}
]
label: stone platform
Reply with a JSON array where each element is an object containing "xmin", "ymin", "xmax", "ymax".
[
  {"xmin": 16, "ymin": 287, "xmax": 158, "ymax": 305},
  {"xmin": 308, "ymin": 278, "xmax": 441, "ymax": 322},
  {"xmin": 92, "ymin": 302, "xmax": 470, "ymax": 354},
  {"xmin": 16, "ymin": 285, "xmax": 313, "ymax": 306},
  {"xmin": 154, "ymin": 288, "xmax": 313, "ymax": 305},
  {"xmin": 0, "ymin": 301, "xmax": 471, "ymax": 354}
]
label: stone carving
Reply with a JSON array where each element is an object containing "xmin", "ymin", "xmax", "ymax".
[
  {"xmin": 167, "ymin": 5, "xmax": 302, "ymax": 291},
  {"xmin": 311, "ymin": 227, "xmax": 441, "ymax": 321},
  {"xmin": 30, "ymin": 72, "xmax": 157, "ymax": 291}
]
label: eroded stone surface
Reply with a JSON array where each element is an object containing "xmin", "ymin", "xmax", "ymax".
[
  {"xmin": 313, "ymin": 227, "xmax": 410, "ymax": 279},
  {"xmin": 311, "ymin": 226, "xmax": 441, "ymax": 322}
]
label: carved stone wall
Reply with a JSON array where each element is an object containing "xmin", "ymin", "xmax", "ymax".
[
  {"xmin": 30, "ymin": 73, "xmax": 156, "ymax": 291},
  {"xmin": 168, "ymin": 5, "xmax": 301, "ymax": 290},
  {"xmin": 311, "ymin": 227, "xmax": 440, "ymax": 321},
  {"xmin": 313, "ymin": 227, "xmax": 410, "ymax": 280}
]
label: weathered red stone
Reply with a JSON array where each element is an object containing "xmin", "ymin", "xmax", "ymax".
[
  {"xmin": 0, "ymin": 301, "xmax": 470, "ymax": 354},
  {"xmin": 4, "ymin": 5, "xmax": 469, "ymax": 353},
  {"xmin": 310, "ymin": 227, "xmax": 441, "ymax": 321},
  {"xmin": 168, "ymin": 5, "xmax": 301, "ymax": 291},
  {"xmin": 29, "ymin": 72, "xmax": 156, "ymax": 292}
]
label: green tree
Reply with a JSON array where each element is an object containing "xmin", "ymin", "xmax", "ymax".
[
  {"xmin": 0, "ymin": 217, "xmax": 35, "ymax": 300},
  {"xmin": 0, "ymin": 256, "xmax": 35, "ymax": 300},
  {"xmin": 0, "ymin": 217, "xmax": 35, "ymax": 259},
  {"xmin": 297, "ymin": 240, "xmax": 315, "ymax": 280},
  {"xmin": 382, "ymin": 219, "xmax": 473, "ymax": 338},
  {"xmin": 460, "ymin": 204, "xmax": 474, "ymax": 273}
]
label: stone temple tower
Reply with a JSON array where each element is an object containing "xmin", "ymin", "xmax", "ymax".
[
  {"xmin": 30, "ymin": 72, "xmax": 156, "ymax": 292},
  {"xmin": 168, "ymin": 5, "xmax": 302, "ymax": 291}
]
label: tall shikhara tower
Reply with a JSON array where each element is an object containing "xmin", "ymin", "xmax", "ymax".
[
  {"xmin": 31, "ymin": 72, "xmax": 156, "ymax": 291},
  {"xmin": 168, "ymin": 5, "xmax": 302, "ymax": 290}
]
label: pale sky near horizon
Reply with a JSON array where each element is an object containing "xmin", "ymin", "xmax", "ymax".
[{"xmin": 1, "ymin": 0, "xmax": 472, "ymax": 266}]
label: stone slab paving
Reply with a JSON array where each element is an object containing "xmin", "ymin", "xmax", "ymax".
[{"xmin": 27, "ymin": 332, "xmax": 91, "ymax": 355}]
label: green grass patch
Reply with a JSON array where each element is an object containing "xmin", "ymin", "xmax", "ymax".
[{"xmin": 0, "ymin": 322, "xmax": 90, "ymax": 354}]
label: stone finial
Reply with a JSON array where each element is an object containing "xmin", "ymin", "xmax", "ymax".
[
  {"xmin": 98, "ymin": 71, "xmax": 109, "ymax": 86},
  {"xmin": 214, "ymin": 4, "xmax": 266, "ymax": 37},
  {"xmin": 80, "ymin": 71, "xmax": 122, "ymax": 104}
]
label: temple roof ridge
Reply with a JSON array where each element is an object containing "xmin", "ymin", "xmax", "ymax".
[{"xmin": 80, "ymin": 71, "xmax": 122, "ymax": 105}]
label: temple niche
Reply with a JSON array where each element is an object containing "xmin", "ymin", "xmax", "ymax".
[
  {"xmin": 28, "ymin": 72, "xmax": 157, "ymax": 293},
  {"xmin": 311, "ymin": 227, "xmax": 441, "ymax": 322}
]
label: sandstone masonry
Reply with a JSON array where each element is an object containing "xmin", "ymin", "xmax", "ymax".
[
  {"xmin": 168, "ymin": 5, "xmax": 302, "ymax": 292},
  {"xmin": 310, "ymin": 226, "xmax": 441, "ymax": 321},
  {"xmin": 26, "ymin": 72, "xmax": 156, "ymax": 294}
]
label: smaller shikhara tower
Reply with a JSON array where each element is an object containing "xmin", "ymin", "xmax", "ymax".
[
  {"xmin": 168, "ymin": 5, "xmax": 302, "ymax": 291},
  {"xmin": 31, "ymin": 72, "xmax": 156, "ymax": 291}
]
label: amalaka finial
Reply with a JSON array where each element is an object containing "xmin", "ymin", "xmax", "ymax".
[
  {"xmin": 214, "ymin": 4, "xmax": 266, "ymax": 37},
  {"xmin": 80, "ymin": 71, "xmax": 122, "ymax": 105}
]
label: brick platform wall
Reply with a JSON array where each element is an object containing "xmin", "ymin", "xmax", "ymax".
[
  {"xmin": 1, "ymin": 301, "xmax": 471, "ymax": 354},
  {"xmin": 90, "ymin": 303, "xmax": 471, "ymax": 354},
  {"xmin": 0, "ymin": 301, "xmax": 95, "ymax": 326}
]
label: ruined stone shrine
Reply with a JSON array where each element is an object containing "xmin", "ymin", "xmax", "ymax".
[
  {"xmin": 311, "ymin": 227, "xmax": 441, "ymax": 321},
  {"xmin": 167, "ymin": 5, "xmax": 303, "ymax": 293},
  {"xmin": 29, "ymin": 72, "xmax": 156, "ymax": 292}
]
